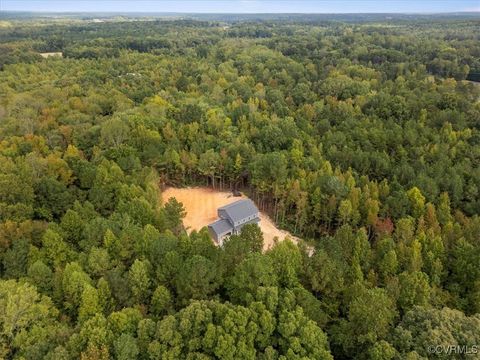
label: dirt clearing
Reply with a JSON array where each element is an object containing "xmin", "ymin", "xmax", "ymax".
[
  {"xmin": 40, "ymin": 52, "xmax": 63, "ymax": 58},
  {"xmin": 161, "ymin": 187, "xmax": 299, "ymax": 250}
]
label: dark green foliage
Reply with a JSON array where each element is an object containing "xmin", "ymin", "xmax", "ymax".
[
  {"xmin": 2, "ymin": 238, "xmax": 29, "ymax": 278},
  {"xmin": 392, "ymin": 307, "xmax": 480, "ymax": 359},
  {"xmin": 149, "ymin": 299, "xmax": 332, "ymax": 359},
  {"xmin": 34, "ymin": 177, "xmax": 74, "ymax": 220},
  {"xmin": 175, "ymin": 255, "xmax": 221, "ymax": 304}
]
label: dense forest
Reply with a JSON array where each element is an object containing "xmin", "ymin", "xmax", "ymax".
[{"xmin": 0, "ymin": 14, "xmax": 479, "ymax": 359}]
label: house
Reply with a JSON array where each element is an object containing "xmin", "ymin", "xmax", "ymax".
[{"xmin": 208, "ymin": 199, "xmax": 260, "ymax": 245}]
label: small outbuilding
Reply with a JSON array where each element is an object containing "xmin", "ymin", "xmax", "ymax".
[{"xmin": 208, "ymin": 199, "xmax": 260, "ymax": 245}]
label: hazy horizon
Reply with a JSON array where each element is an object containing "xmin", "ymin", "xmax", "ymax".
[{"xmin": 1, "ymin": 0, "xmax": 479, "ymax": 14}]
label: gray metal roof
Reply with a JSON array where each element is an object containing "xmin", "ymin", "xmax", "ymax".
[
  {"xmin": 208, "ymin": 219, "xmax": 233, "ymax": 236},
  {"xmin": 218, "ymin": 199, "xmax": 259, "ymax": 224}
]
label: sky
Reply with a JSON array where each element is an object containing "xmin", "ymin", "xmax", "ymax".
[{"xmin": 1, "ymin": 0, "xmax": 479, "ymax": 13}]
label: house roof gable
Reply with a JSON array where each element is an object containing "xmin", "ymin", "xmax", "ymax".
[
  {"xmin": 208, "ymin": 218, "xmax": 233, "ymax": 236},
  {"xmin": 218, "ymin": 199, "xmax": 259, "ymax": 223}
]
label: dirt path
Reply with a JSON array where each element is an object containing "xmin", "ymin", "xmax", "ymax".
[{"xmin": 161, "ymin": 187, "xmax": 299, "ymax": 251}]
